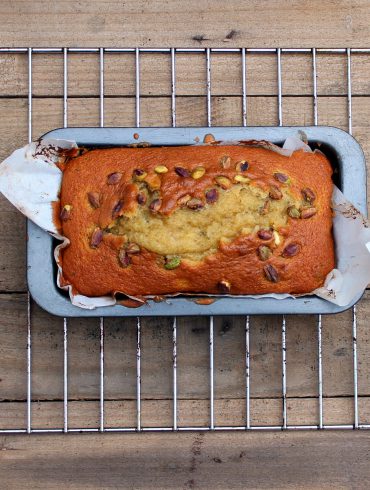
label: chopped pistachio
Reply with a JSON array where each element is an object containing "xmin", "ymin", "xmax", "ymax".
[
  {"xmin": 191, "ymin": 166, "xmax": 206, "ymax": 179},
  {"xmin": 164, "ymin": 256, "xmax": 181, "ymax": 270},
  {"xmin": 154, "ymin": 165, "xmax": 168, "ymax": 174},
  {"xmin": 273, "ymin": 231, "xmax": 281, "ymax": 246},
  {"xmin": 215, "ymin": 176, "xmax": 232, "ymax": 190},
  {"xmin": 234, "ymin": 174, "xmax": 250, "ymax": 184}
]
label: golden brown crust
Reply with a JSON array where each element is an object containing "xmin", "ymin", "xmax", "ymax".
[{"xmin": 59, "ymin": 145, "xmax": 335, "ymax": 297}]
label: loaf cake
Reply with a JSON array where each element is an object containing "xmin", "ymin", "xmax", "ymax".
[{"xmin": 58, "ymin": 144, "xmax": 335, "ymax": 298}]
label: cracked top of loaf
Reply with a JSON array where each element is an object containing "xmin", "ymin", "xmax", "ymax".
[{"xmin": 59, "ymin": 144, "xmax": 334, "ymax": 297}]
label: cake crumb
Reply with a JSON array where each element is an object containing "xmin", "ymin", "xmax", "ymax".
[{"xmin": 203, "ymin": 133, "xmax": 215, "ymax": 144}]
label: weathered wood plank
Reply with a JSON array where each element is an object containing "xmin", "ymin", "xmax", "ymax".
[
  {"xmin": 1, "ymin": 395, "xmax": 369, "ymax": 431},
  {"xmin": 1, "ymin": 2, "xmax": 370, "ymax": 487},
  {"xmin": 0, "ymin": 95, "xmax": 356, "ymax": 151},
  {"xmin": 0, "ymin": 430, "xmax": 369, "ymax": 489},
  {"xmin": 0, "ymin": 94, "xmax": 354, "ymax": 158},
  {"xmin": 2, "ymin": 0, "xmax": 370, "ymax": 49},
  {"xmin": 1, "ymin": 293, "xmax": 369, "ymax": 407},
  {"xmin": 1, "ymin": 51, "xmax": 370, "ymax": 97}
]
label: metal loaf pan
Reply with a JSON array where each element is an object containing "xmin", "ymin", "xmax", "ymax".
[{"xmin": 27, "ymin": 126, "xmax": 367, "ymax": 317}]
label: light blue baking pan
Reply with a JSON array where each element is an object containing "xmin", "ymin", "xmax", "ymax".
[{"xmin": 27, "ymin": 126, "xmax": 366, "ymax": 316}]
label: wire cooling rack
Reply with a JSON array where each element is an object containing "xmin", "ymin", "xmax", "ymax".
[{"xmin": 0, "ymin": 47, "xmax": 369, "ymax": 433}]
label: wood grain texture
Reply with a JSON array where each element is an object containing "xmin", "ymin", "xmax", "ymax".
[
  {"xmin": 1, "ymin": 292, "xmax": 370, "ymax": 431},
  {"xmin": 1, "ymin": 2, "xmax": 370, "ymax": 487},
  {"xmin": 2, "ymin": 1, "xmax": 370, "ymax": 48},
  {"xmin": 0, "ymin": 432, "xmax": 369, "ymax": 489},
  {"xmin": 2, "ymin": 395, "xmax": 370, "ymax": 431},
  {"xmin": 1, "ymin": 51, "xmax": 370, "ymax": 97}
]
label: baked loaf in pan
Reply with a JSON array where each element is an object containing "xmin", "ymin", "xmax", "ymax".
[{"xmin": 59, "ymin": 144, "xmax": 335, "ymax": 297}]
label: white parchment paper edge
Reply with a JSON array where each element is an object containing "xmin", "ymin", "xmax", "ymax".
[{"xmin": 0, "ymin": 135, "xmax": 369, "ymax": 309}]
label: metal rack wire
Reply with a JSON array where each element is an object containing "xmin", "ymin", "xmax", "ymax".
[{"xmin": 0, "ymin": 47, "xmax": 368, "ymax": 433}]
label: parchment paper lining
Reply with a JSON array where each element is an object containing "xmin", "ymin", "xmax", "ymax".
[{"xmin": 0, "ymin": 134, "xmax": 369, "ymax": 309}]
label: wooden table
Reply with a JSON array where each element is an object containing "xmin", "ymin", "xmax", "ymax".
[{"xmin": 1, "ymin": 1, "xmax": 370, "ymax": 488}]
